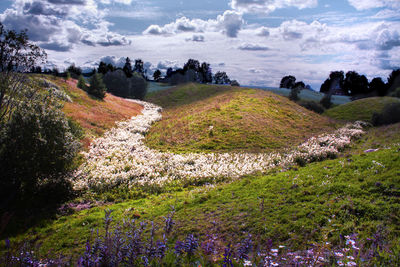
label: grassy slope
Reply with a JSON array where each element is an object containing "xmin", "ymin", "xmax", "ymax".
[
  {"xmin": 145, "ymin": 83, "xmax": 336, "ymax": 153},
  {"xmin": 4, "ymin": 123, "xmax": 400, "ymax": 257},
  {"xmin": 324, "ymin": 96, "xmax": 400, "ymax": 123},
  {"xmin": 43, "ymin": 75, "xmax": 143, "ymax": 147}
]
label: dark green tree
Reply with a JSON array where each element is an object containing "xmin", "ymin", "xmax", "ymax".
[
  {"xmin": 343, "ymin": 71, "xmax": 369, "ymax": 95},
  {"xmin": 153, "ymin": 69, "xmax": 162, "ymax": 81},
  {"xmin": 123, "ymin": 57, "xmax": 133, "ymax": 78},
  {"xmin": 387, "ymin": 69, "xmax": 400, "ymax": 92},
  {"xmin": 133, "ymin": 59, "xmax": 144, "ymax": 76},
  {"xmin": 183, "ymin": 59, "xmax": 200, "ymax": 72},
  {"xmin": 369, "ymin": 77, "xmax": 387, "ymax": 96},
  {"xmin": 67, "ymin": 63, "xmax": 82, "ymax": 78},
  {"xmin": 214, "ymin": 71, "xmax": 230, "ymax": 84},
  {"xmin": 200, "ymin": 62, "xmax": 212, "ymax": 83},
  {"xmin": 98, "ymin": 61, "xmax": 108, "ymax": 75},
  {"xmin": 280, "ymin": 75, "xmax": 296, "ymax": 89},
  {"xmin": 77, "ymin": 74, "xmax": 87, "ymax": 91},
  {"xmin": 88, "ymin": 72, "xmax": 106, "ymax": 99}
]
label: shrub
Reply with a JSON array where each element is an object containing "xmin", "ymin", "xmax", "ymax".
[
  {"xmin": 298, "ymin": 100, "xmax": 325, "ymax": 114},
  {"xmin": 289, "ymin": 87, "xmax": 300, "ymax": 101},
  {"xmin": 103, "ymin": 69, "xmax": 147, "ymax": 100},
  {"xmin": 372, "ymin": 102, "xmax": 400, "ymax": 126},
  {"xmin": 320, "ymin": 94, "xmax": 333, "ymax": 109},
  {"xmin": 0, "ymin": 89, "xmax": 80, "ymax": 203},
  {"xmin": 88, "ymin": 72, "xmax": 106, "ymax": 99},
  {"xmin": 77, "ymin": 75, "xmax": 87, "ymax": 91},
  {"xmin": 390, "ymin": 87, "xmax": 400, "ymax": 98}
]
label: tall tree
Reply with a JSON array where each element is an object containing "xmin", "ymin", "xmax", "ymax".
[
  {"xmin": 200, "ymin": 62, "xmax": 212, "ymax": 83},
  {"xmin": 214, "ymin": 71, "xmax": 231, "ymax": 84},
  {"xmin": 0, "ymin": 22, "xmax": 46, "ymax": 122},
  {"xmin": 369, "ymin": 77, "xmax": 387, "ymax": 96},
  {"xmin": 343, "ymin": 71, "xmax": 369, "ymax": 95},
  {"xmin": 153, "ymin": 69, "xmax": 162, "ymax": 81},
  {"xmin": 183, "ymin": 59, "xmax": 200, "ymax": 72},
  {"xmin": 387, "ymin": 69, "xmax": 400, "ymax": 91},
  {"xmin": 279, "ymin": 75, "xmax": 296, "ymax": 89},
  {"xmin": 123, "ymin": 57, "xmax": 133, "ymax": 78},
  {"xmin": 98, "ymin": 61, "xmax": 108, "ymax": 75},
  {"xmin": 88, "ymin": 72, "xmax": 106, "ymax": 99},
  {"xmin": 133, "ymin": 59, "xmax": 144, "ymax": 76}
]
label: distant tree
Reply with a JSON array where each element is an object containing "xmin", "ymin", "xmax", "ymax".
[
  {"xmin": 122, "ymin": 57, "xmax": 133, "ymax": 78},
  {"xmin": 67, "ymin": 63, "xmax": 82, "ymax": 78},
  {"xmin": 52, "ymin": 67, "xmax": 59, "ymax": 76},
  {"xmin": 77, "ymin": 75, "xmax": 87, "ymax": 91},
  {"xmin": 98, "ymin": 61, "xmax": 108, "ymax": 75},
  {"xmin": 280, "ymin": 75, "xmax": 296, "ymax": 89},
  {"xmin": 230, "ymin": 80, "xmax": 240, "ymax": 87},
  {"xmin": 30, "ymin": 66, "xmax": 42, "ymax": 73},
  {"xmin": 294, "ymin": 81, "xmax": 305, "ymax": 89},
  {"xmin": 65, "ymin": 71, "xmax": 71, "ymax": 81},
  {"xmin": 166, "ymin": 67, "xmax": 173, "ymax": 78},
  {"xmin": 104, "ymin": 69, "xmax": 147, "ymax": 100},
  {"xmin": 153, "ymin": 69, "xmax": 162, "ymax": 81},
  {"xmin": 106, "ymin": 63, "xmax": 115, "ymax": 73},
  {"xmin": 320, "ymin": 94, "xmax": 332, "ymax": 109},
  {"xmin": 133, "ymin": 59, "xmax": 144, "ymax": 76},
  {"xmin": 387, "ymin": 69, "xmax": 400, "ymax": 91},
  {"xmin": 88, "ymin": 72, "xmax": 106, "ymax": 99},
  {"xmin": 214, "ymin": 71, "xmax": 231, "ymax": 84},
  {"xmin": 199, "ymin": 62, "xmax": 212, "ymax": 83},
  {"xmin": 343, "ymin": 71, "xmax": 369, "ymax": 95},
  {"xmin": 319, "ymin": 71, "xmax": 345, "ymax": 95},
  {"xmin": 183, "ymin": 59, "xmax": 200, "ymax": 73},
  {"xmin": 289, "ymin": 87, "xmax": 300, "ymax": 101},
  {"xmin": 369, "ymin": 77, "xmax": 387, "ymax": 96}
]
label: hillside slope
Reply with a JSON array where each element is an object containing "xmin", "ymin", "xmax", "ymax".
[
  {"xmin": 323, "ymin": 96, "xmax": 400, "ymax": 123},
  {"xmin": 145, "ymin": 83, "xmax": 336, "ymax": 153},
  {"xmin": 40, "ymin": 75, "xmax": 143, "ymax": 147}
]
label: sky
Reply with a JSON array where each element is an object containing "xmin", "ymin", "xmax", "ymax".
[{"xmin": 0, "ymin": 0, "xmax": 399, "ymax": 89}]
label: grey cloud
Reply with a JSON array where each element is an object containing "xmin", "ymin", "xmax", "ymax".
[
  {"xmin": 257, "ymin": 27, "xmax": 270, "ymax": 37},
  {"xmin": 99, "ymin": 56, "xmax": 126, "ymax": 67},
  {"xmin": 23, "ymin": 1, "xmax": 68, "ymax": 17},
  {"xmin": 157, "ymin": 60, "xmax": 179, "ymax": 70},
  {"xmin": 230, "ymin": 0, "xmax": 318, "ymax": 14},
  {"xmin": 40, "ymin": 41, "xmax": 72, "ymax": 51},
  {"xmin": 375, "ymin": 29, "xmax": 400, "ymax": 50},
  {"xmin": 238, "ymin": 43, "xmax": 270, "ymax": 51},
  {"xmin": 283, "ymin": 30, "xmax": 303, "ymax": 40},
  {"xmin": 187, "ymin": 35, "xmax": 205, "ymax": 42},
  {"xmin": 218, "ymin": 10, "xmax": 243, "ymax": 38},
  {"xmin": 47, "ymin": 0, "xmax": 86, "ymax": 5}
]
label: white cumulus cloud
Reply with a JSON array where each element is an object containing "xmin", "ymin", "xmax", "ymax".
[{"xmin": 230, "ymin": 0, "xmax": 318, "ymax": 14}]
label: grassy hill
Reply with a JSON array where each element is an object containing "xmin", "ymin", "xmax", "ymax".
[
  {"xmin": 41, "ymin": 75, "xmax": 143, "ymax": 148},
  {"xmin": 145, "ymin": 83, "xmax": 336, "ymax": 153},
  {"xmin": 323, "ymin": 96, "xmax": 400, "ymax": 123}
]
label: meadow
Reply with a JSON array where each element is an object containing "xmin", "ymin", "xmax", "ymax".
[{"xmin": 1, "ymin": 77, "xmax": 400, "ymax": 266}]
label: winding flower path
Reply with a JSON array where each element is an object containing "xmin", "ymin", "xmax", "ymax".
[{"xmin": 73, "ymin": 99, "xmax": 366, "ymax": 191}]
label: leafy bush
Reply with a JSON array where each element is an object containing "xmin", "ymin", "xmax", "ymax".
[
  {"xmin": 372, "ymin": 102, "xmax": 400, "ymax": 126},
  {"xmin": 320, "ymin": 94, "xmax": 333, "ymax": 109},
  {"xmin": 88, "ymin": 72, "xmax": 106, "ymax": 99},
  {"xmin": 289, "ymin": 87, "xmax": 300, "ymax": 101},
  {"xmin": 77, "ymin": 75, "xmax": 87, "ymax": 91},
  {"xmin": 0, "ymin": 89, "xmax": 80, "ymax": 202},
  {"xmin": 298, "ymin": 100, "xmax": 325, "ymax": 114},
  {"xmin": 103, "ymin": 69, "xmax": 147, "ymax": 100},
  {"xmin": 390, "ymin": 87, "xmax": 400, "ymax": 98}
]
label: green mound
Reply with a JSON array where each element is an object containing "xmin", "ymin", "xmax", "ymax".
[
  {"xmin": 145, "ymin": 83, "xmax": 335, "ymax": 153},
  {"xmin": 323, "ymin": 96, "xmax": 400, "ymax": 123}
]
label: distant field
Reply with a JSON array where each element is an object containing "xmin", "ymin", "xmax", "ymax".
[
  {"xmin": 324, "ymin": 96, "xmax": 400, "ymax": 123},
  {"xmin": 145, "ymin": 83, "xmax": 336, "ymax": 153},
  {"xmin": 147, "ymin": 81, "xmax": 175, "ymax": 93},
  {"xmin": 247, "ymin": 85, "xmax": 351, "ymax": 105}
]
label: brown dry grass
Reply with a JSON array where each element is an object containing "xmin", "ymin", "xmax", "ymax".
[{"xmin": 47, "ymin": 77, "xmax": 142, "ymax": 148}]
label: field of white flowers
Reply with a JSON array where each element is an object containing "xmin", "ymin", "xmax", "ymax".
[{"xmin": 72, "ymin": 100, "xmax": 366, "ymax": 191}]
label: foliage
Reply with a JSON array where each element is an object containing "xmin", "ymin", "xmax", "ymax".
[
  {"xmin": 324, "ymin": 96, "xmax": 400, "ymax": 123},
  {"xmin": 390, "ymin": 87, "xmax": 400, "ymax": 98},
  {"xmin": 289, "ymin": 86, "xmax": 300, "ymax": 101},
  {"xmin": 133, "ymin": 59, "xmax": 145, "ymax": 77},
  {"xmin": 0, "ymin": 22, "xmax": 46, "ymax": 122},
  {"xmin": 77, "ymin": 75, "xmax": 87, "ymax": 91},
  {"xmin": 122, "ymin": 57, "xmax": 133, "ymax": 78},
  {"xmin": 372, "ymin": 102, "xmax": 400, "ymax": 126},
  {"xmin": 369, "ymin": 77, "xmax": 387, "ymax": 96},
  {"xmin": 320, "ymin": 71, "xmax": 345, "ymax": 94},
  {"xmin": 320, "ymin": 93, "xmax": 333, "ymax": 109},
  {"xmin": 66, "ymin": 64, "xmax": 82, "ymax": 79},
  {"xmin": 103, "ymin": 69, "xmax": 147, "ymax": 100},
  {"xmin": 279, "ymin": 75, "xmax": 296, "ymax": 89},
  {"xmin": 343, "ymin": 71, "xmax": 369, "ymax": 95},
  {"xmin": 153, "ymin": 69, "xmax": 161, "ymax": 81},
  {"xmin": 65, "ymin": 71, "xmax": 71, "ymax": 81},
  {"xmin": 97, "ymin": 61, "xmax": 115, "ymax": 75},
  {"xmin": 213, "ymin": 71, "xmax": 230, "ymax": 84},
  {"xmin": 0, "ymin": 87, "xmax": 80, "ymax": 204},
  {"xmin": 298, "ymin": 100, "xmax": 325, "ymax": 114},
  {"xmin": 88, "ymin": 72, "xmax": 106, "ymax": 99},
  {"xmin": 387, "ymin": 69, "xmax": 400, "ymax": 91},
  {"xmin": 230, "ymin": 80, "xmax": 240, "ymax": 86}
]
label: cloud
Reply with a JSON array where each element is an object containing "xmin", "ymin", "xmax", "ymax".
[
  {"xmin": 143, "ymin": 10, "xmax": 243, "ymax": 38},
  {"xmin": 230, "ymin": 0, "xmax": 318, "ymax": 14},
  {"xmin": 187, "ymin": 35, "xmax": 205, "ymax": 42},
  {"xmin": 156, "ymin": 60, "xmax": 180, "ymax": 70},
  {"xmin": 375, "ymin": 29, "xmax": 400, "ymax": 50},
  {"xmin": 238, "ymin": 43, "xmax": 270, "ymax": 51},
  {"xmin": 257, "ymin": 27, "xmax": 270, "ymax": 37},
  {"xmin": 99, "ymin": 56, "xmax": 126, "ymax": 67},
  {"xmin": 347, "ymin": 0, "xmax": 400, "ymax": 11},
  {"xmin": 0, "ymin": 0, "xmax": 131, "ymax": 51}
]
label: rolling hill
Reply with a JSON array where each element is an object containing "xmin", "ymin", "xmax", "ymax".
[{"xmin": 145, "ymin": 83, "xmax": 336, "ymax": 153}]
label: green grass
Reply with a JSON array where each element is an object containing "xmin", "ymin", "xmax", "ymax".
[
  {"xmin": 324, "ymin": 96, "xmax": 400, "ymax": 123},
  {"xmin": 4, "ymin": 125, "xmax": 400, "ymax": 258},
  {"xmin": 145, "ymin": 83, "xmax": 336, "ymax": 153}
]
